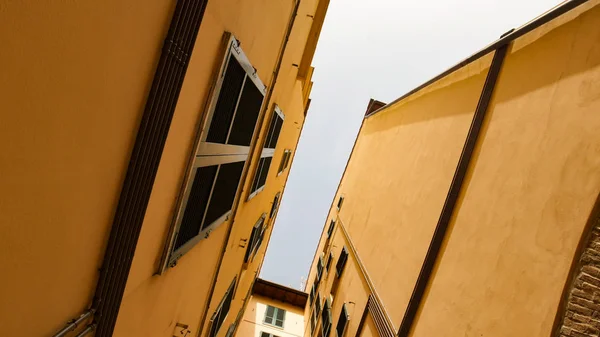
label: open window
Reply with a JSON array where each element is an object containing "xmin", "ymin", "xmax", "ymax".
[
  {"xmin": 208, "ymin": 277, "xmax": 237, "ymax": 337},
  {"xmin": 160, "ymin": 34, "xmax": 266, "ymax": 270},
  {"xmin": 270, "ymin": 192, "xmax": 281, "ymax": 219},
  {"xmin": 277, "ymin": 149, "xmax": 292, "ymax": 176},
  {"xmin": 244, "ymin": 214, "xmax": 267, "ymax": 264},
  {"xmin": 336, "ymin": 304, "xmax": 350, "ymax": 337},
  {"xmin": 321, "ymin": 298, "xmax": 333, "ymax": 337},
  {"xmin": 248, "ymin": 105, "xmax": 284, "ymax": 199},
  {"xmin": 336, "ymin": 196, "xmax": 344, "ymax": 211}
]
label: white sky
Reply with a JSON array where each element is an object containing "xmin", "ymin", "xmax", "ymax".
[{"xmin": 261, "ymin": 0, "xmax": 563, "ymax": 290}]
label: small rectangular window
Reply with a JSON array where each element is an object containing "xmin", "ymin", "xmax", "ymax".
[
  {"xmin": 208, "ymin": 277, "xmax": 237, "ymax": 337},
  {"xmin": 321, "ymin": 298, "xmax": 332, "ymax": 337},
  {"xmin": 261, "ymin": 333, "xmax": 280, "ymax": 337},
  {"xmin": 336, "ymin": 196, "xmax": 344, "ymax": 211},
  {"xmin": 277, "ymin": 149, "xmax": 292, "ymax": 175},
  {"xmin": 315, "ymin": 255, "xmax": 325, "ymax": 287},
  {"xmin": 336, "ymin": 304, "xmax": 349, "ymax": 337},
  {"xmin": 336, "ymin": 247, "xmax": 349, "ymax": 278},
  {"xmin": 310, "ymin": 310, "xmax": 317, "ymax": 334},
  {"xmin": 264, "ymin": 305, "xmax": 286, "ymax": 328},
  {"xmin": 244, "ymin": 214, "xmax": 266, "ymax": 263},
  {"xmin": 326, "ymin": 220, "xmax": 335, "ymax": 238},
  {"xmin": 326, "ymin": 252, "xmax": 334, "ymax": 272},
  {"xmin": 249, "ymin": 106, "xmax": 284, "ymax": 197},
  {"xmin": 315, "ymin": 294, "xmax": 322, "ymax": 316},
  {"xmin": 309, "ymin": 284, "xmax": 316, "ymax": 306},
  {"xmin": 270, "ymin": 192, "xmax": 281, "ymax": 218}
]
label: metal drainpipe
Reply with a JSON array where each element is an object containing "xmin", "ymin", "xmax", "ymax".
[
  {"xmin": 52, "ymin": 309, "xmax": 94, "ymax": 337},
  {"xmin": 74, "ymin": 324, "xmax": 96, "ymax": 337}
]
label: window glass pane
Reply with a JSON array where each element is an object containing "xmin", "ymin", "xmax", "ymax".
[
  {"xmin": 275, "ymin": 308, "xmax": 285, "ymax": 327},
  {"xmin": 261, "ymin": 332, "xmax": 270, "ymax": 337},
  {"xmin": 228, "ymin": 79, "xmax": 264, "ymax": 146},
  {"xmin": 254, "ymin": 157, "xmax": 271, "ymax": 191},
  {"xmin": 266, "ymin": 115, "xmax": 283, "ymax": 149},
  {"xmin": 175, "ymin": 165, "xmax": 218, "ymax": 250},
  {"xmin": 202, "ymin": 161, "xmax": 245, "ymax": 229},
  {"xmin": 265, "ymin": 305, "xmax": 275, "ymax": 324},
  {"xmin": 207, "ymin": 57, "xmax": 246, "ymax": 144}
]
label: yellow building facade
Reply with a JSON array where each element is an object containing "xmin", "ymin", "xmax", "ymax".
[
  {"xmin": 0, "ymin": 0, "xmax": 328, "ymax": 336},
  {"xmin": 305, "ymin": 1, "xmax": 600, "ymax": 337},
  {"xmin": 235, "ymin": 279, "xmax": 307, "ymax": 337}
]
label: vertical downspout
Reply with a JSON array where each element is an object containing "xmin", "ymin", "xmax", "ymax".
[
  {"xmin": 194, "ymin": 1, "xmax": 300, "ymax": 336},
  {"xmin": 87, "ymin": 1, "xmax": 210, "ymax": 336},
  {"xmin": 397, "ymin": 40, "xmax": 509, "ymax": 337}
]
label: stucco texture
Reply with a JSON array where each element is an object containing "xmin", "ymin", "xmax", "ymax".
[{"xmin": 412, "ymin": 3, "xmax": 600, "ymax": 336}]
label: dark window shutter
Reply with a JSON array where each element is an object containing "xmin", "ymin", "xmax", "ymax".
[
  {"xmin": 326, "ymin": 252, "xmax": 334, "ymax": 272},
  {"xmin": 202, "ymin": 161, "xmax": 245, "ymax": 229},
  {"xmin": 228, "ymin": 79, "xmax": 264, "ymax": 146},
  {"xmin": 175, "ymin": 165, "xmax": 218, "ymax": 250},
  {"xmin": 337, "ymin": 196, "xmax": 344, "ymax": 210},
  {"xmin": 336, "ymin": 304, "xmax": 349, "ymax": 337},
  {"xmin": 270, "ymin": 192, "xmax": 280, "ymax": 218},
  {"xmin": 321, "ymin": 299, "xmax": 332, "ymax": 337},
  {"xmin": 250, "ymin": 109, "xmax": 284, "ymax": 195},
  {"xmin": 336, "ymin": 247, "xmax": 349, "ymax": 278},
  {"xmin": 208, "ymin": 278, "xmax": 236, "ymax": 337},
  {"xmin": 327, "ymin": 220, "xmax": 335, "ymax": 237},
  {"xmin": 206, "ymin": 57, "xmax": 246, "ymax": 144},
  {"xmin": 315, "ymin": 295, "xmax": 321, "ymax": 316}
]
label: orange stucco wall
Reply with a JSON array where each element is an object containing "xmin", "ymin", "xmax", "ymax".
[
  {"xmin": 0, "ymin": 0, "xmax": 325, "ymax": 336},
  {"xmin": 0, "ymin": 1, "xmax": 174, "ymax": 335},
  {"xmin": 412, "ymin": 3, "xmax": 600, "ymax": 336},
  {"xmin": 305, "ymin": 1, "xmax": 600, "ymax": 337},
  {"xmin": 237, "ymin": 294, "xmax": 305, "ymax": 337}
]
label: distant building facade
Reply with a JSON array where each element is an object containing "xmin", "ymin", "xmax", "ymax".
[
  {"xmin": 305, "ymin": 1, "xmax": 600, "ymax": 337},
  {"xmin": 235, "ymin": 279, "xmax": 307, "ymax": 337},
  {"xmin": 0, "ymin": 0, "xmax": 328, "ymax": 336}
]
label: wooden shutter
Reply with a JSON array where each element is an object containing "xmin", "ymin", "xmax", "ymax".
[
  {"xmin": 336, "ymin": 247, "xmax": 349, "ymax": 278},
  {"xmin": 336, "ymin": 304, "xmax": 349, "ymax": 337},
  {"xmin": 249, "ymin": 106, "xmax": 284, "ymax": 197}
]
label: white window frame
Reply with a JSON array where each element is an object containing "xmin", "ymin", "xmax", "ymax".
[
  {"xmin": 158, "ymin": 33, "xmax": 267, "ymax": 273},
  {"xmin": 264, "ymin": 305, "xmax": 286, "ymax": 328}
]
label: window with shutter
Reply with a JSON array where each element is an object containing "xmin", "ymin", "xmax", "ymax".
[
  {"xmin": 244, "ymin": 214, "xmax": 266, "ymax": 263},
  {"xmin": 309, "ymin": 284, "xmax": 316, "ymax": 306},
  {"xmin": 315, "ymin": 255, "xmax": 324, "ymax": 287},
  {"xmin": 264, "ymin": 305, "xmax": 286, "ymax": 328},
  {"xmin": 270, "ymin": 192, "xmax": 281, "ymax": 219},
  {"xmin": 277, "ymin": 149, "xmax": 291, "ymax": 175},
  {"xmin": 336, "ymin": 304, "xmax": 350, "ymax": 337},
  {"xmin": 249, "ymin": 106, "xmax": 284, "ymax": 198},
  {"xmin": 261, "ymin": 333, "xmax": 280, "ymax": 337},
  {"xmin": 315, "ymin": 294, "xmax": 321, "ymax": 316},
  {"xmin": 336, "ymin": 196, "xmax": 344, "ymax": 211},
  {"xmin": 326, "ymin": 252, "xmax": 334, "ymax": 272},
  {"xmin": 208, "ymin": 277, "xmax": 237, "ymax": 337},
  {"xmin": 162, "ymin": 35, "xmax": 266, "ymax": 270},
  {"xmin": 327, "ymin": 220, "xmax": 335, "ymax": 238},
  {"xmin": 336, "ymin": 247, "xmax": 349, "ymax": 278},
  {"xmin": 321, "ymin": 298, "xmax": 332, "ymax": 337}
]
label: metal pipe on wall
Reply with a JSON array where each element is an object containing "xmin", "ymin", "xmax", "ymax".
[{"xmin": 52, "ymin": 310, "xmax": 94, "ymax": 337}]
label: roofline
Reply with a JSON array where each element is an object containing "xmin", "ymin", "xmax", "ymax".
[
  {"xmin": 254, "ymin": 278, "xmax": 309, "ymax": 299},
  {"xmin": 365, "ymin": 0, "xmax": 591, "ymax": 118}
]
